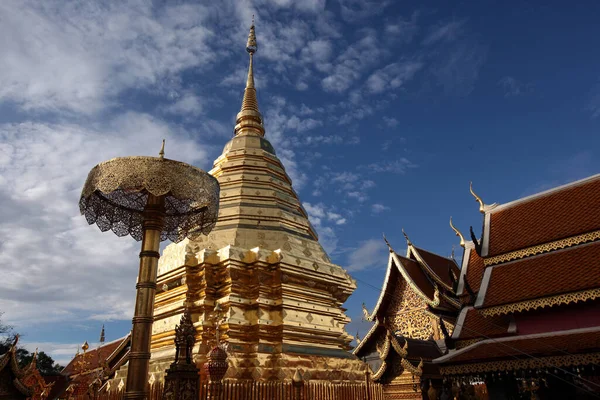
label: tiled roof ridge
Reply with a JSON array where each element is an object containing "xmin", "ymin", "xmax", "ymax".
[
  {"xmin": 364, "ymin": 252, "xmax": 396, "ymax": 321},
  {"xmin": 391, "ymin": 252, "xmax": 440, "ymax": 308},
  {"xmin": 488, "ymin": 173, "xmax": 600, "ymax": 214},
  {"xmin": 483, "ymin": 228, "xmax": 600, "ymax": 267},
  {"xmin": 409, "ymin": 246, "xmax": 455, "ymax": 292},
  {"xmin": 475, "ymin": 240, "xmax": 600, "ymax": 309},
  {"xmin": 435, "ymin": 325, "xmax": 600, "ymax": 364}
]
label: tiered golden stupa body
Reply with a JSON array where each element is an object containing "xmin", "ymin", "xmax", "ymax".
[{"xmin": 114, "ymin": 23, "xmax": 363, "ymax": 384}]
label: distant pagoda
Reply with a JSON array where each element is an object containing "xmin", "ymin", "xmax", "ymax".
[{"xmin": 112, "ymin": 22, "xmax": 363, "ymax": 385}]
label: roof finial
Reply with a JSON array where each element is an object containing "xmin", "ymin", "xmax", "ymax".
[
  {"xmin": 402, "ymin": 228, "xmax": 412, "ymax": 246},
  {"xmin": 383, "ymin": 233, "xmax": 393, "ymax": 253},
  {"xmin": 235, "ymin": 21, "xmax": 264, "ymax": 137},
  {"xmin": 99, "ymin": 324, "xmax": 105, "ymax": 345},
  {"xmin": 159, "ymin": 139, "xmax": 165, "ymax": 159},
  {"xmin": 469, "ymin": 182, "xmax": 485, "ymax": 214},
  {"xmin": 449, "ymin": 217, "xmax": 466, "ymax": 248}
]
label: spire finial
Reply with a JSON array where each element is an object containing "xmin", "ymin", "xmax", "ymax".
[
  {"xmin": 469, "ymin": 182, "xmax": 485, "ymax": 214},
  {"xmin": 159, "ymin": 139, "xmax": 165, "ymax": 158},
  {"xmin": 451, "ymin": 244, "xmax": 455, "ymax": 260},
  {"xmin": 235, "ymin": 21, "xmax": 264, "ymax": 137},
  {"xmin": 449, "ymin": 217, "xmax": 466, "ymax": 248},
  {"xmin": 99, "ymin": 324, "xmax": 105, "ymax": 344},
  {"xmin": 383, "ymin": 233, "xmax": 393, "ymax": 253},
  {"xmin": 402, "ymin": 228, "xmax": 412, "ymax": 246}
]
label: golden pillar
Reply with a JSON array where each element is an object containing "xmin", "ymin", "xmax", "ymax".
[
  {"xmin": 79, "ymin": 142, "xmax": 220, "ymax": 399},
  {"xmin": 125, "ymin": 194, "xmax": 165, "ymax": 399}
]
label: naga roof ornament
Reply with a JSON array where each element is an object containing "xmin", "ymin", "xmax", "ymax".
[
  {"xmin": 402, "ymin": 228, "xmax": 412, "ymax": 246},
  {"xmin": 469, "ymin": 182, "xmax": 486, "ymax": 214},
  {"xmin": 383, "ymin": 233, "xmax": 394, "ymax": 253},
  {"xmin": 449, "ymin": 217, "xmax": 466, "ymax": 248}
]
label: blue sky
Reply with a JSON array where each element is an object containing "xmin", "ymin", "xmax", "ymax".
[{"xmin": 0, "ymin": 0, "xmax": 599, "ymax": 365}]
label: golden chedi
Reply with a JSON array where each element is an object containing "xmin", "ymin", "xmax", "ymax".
[{"xmin": 113, "ymin": 22, "xmax": 364, "ymax": 385}]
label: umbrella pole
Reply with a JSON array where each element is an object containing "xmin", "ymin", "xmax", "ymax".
[{"xmin": 124, "ymin": 194, "xmax": 165, "ymax": 400}]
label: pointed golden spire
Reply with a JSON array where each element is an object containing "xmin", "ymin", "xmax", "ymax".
[
  {"xmin": 449, "ymin": 217, "xmax": 466, "ymax": 248},
  {"xmin": 234, "ymin": 18, "xmax": 265, "ymax": 137}
]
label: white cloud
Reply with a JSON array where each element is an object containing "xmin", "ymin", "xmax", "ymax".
[
  {"xmin": 422, "ymin": 19, "xmax": 466, "ymax": 45},
  {"xmin": 164, "ymin": 92, "xmax": 204, "ymax": 116},
  {"xmin": 498, "ymin": 76, "xmax": 532, "ymax": 97},
  {"xmin": 346, "ymin": 239, "xmax": 387, "ymax": 271},
  {"xmin": 368, "ymin": 158, "xmax": 417, "ymax": 174},
  {"xmin": 0, "ymin": 113, "xmax": 208, "ymax": 328},
  {"xmin": 20, "ymin": 341, "xmax": 96, "ymax": 367},
  {"xmin": 0, "ymin": 1, "xmax": 214, "ymax": 115},
  {"xmin": 321, "ymin": 30, "xmax": 385, "ymax": 93},
  {"xmin": 302, "ymin": 202, "xmax": 344, "ymax": 253},
  {"xmin": 429, "ymin": 40, "xmax": 487, "ymax": 97},
  {"xmin": 372, "ymin": 203, "xmax": 390, "ymax": 213},
  {"xmin": 338, "ymin": 0, "xmax": 391, "ymax": 22},
  {"xmin": 301, "ymin": 39, "xmax": 333, "ymax": 63},
  {"xmin": 348, "ymin": 191, "xmax": 368, "ymax": 202},
  {"xmin": 385, "ymin": 12, "xmax": 419, "ymax": 43},
  {"xmin": 365, "ymin": 61, "xmax": 423, "ymax": 93},
  {"xmin": 383, "ymin": 117, "xmax": 399, "ymax": 127}
]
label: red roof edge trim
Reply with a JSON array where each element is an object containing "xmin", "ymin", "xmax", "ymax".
[
  {"xmin": 409, "ymin": 246, "xmax": 454, "ymax": 291},
  {"xmin": 434, "ymin": 325, "xmax": 600, "ymax": 364},
  {"xmin": 391, "ymin": 252, "xmax": 439, "ymax": 307},
  {"xmin": 456, "ymin": 245, "xmax": 474, "ymax": 296},
  {"xmin": 367, "ymin": 252, "xmax": 396, "ymax": 320},
  {"xmin": 488, "ymin": 173, "xmax": 600, "ymax": 215}
]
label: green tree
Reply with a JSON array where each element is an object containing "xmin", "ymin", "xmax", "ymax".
[
  {"xmin": 0, "ymin": 311, "xmax": 16, "ymax": 354},
  {"xmin": 0, "ymin": 311, "xmax": 64, "ymax": 374},
  {"xmin": 20, "ymin": 351, "xmax": 64, "ymax": 375}
]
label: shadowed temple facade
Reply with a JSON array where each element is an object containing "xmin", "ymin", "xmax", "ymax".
[
  {"xmin": 109, "ymin": 23, "xmax": 364, "ymax": 387},
  {"xmin": 354, "ymin": 234, "xmax": 461, "ymax": 399}
]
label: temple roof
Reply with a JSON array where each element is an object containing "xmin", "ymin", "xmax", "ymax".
[
  {"xmin": 62, "ymin": 334, "xmax": 130, "ymax": 376},
  {"xmin": 409, "ymin": 246, "xmax": 460, "ymax": 290},
  {"xmin": 0, "ymin": 336, "xmax": 35, "ymax": 397},
  {"xmin": 435, "ymin": 326, "xmax": 600, "ymax": 365},
  {"xmin": 476, "ymin": 240, "xmax": 600, "ymax": 312},
  {"xmin": 452, "ymin": 307, "xmax": 513, "ymax": 341},
  {"xmin": 456, "ymin": 245, "xmax": 484, "ymax": 296},
  {"xmin": 366, "ymin": 239, "xmax": 460, "ymax": 321},
  {"xmin": 354, "ymin": 322, "xmax": 443, "ymax": 382},
  {"xmin": 482, "ymin": 173, "xmax": 600, "ymax": 257}
]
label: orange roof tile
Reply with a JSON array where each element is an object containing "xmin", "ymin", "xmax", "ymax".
[
  {"xmin": 482, "ymin": 241, "xmax": 600, "ymax": 308},
  {"xmin": 412, "ymin": 247, "xmax": 460, "ymax": 289},
  {"xmin": 487, "ymin": 177, "xmax": 600, "ymax": 256},
  {"xmin": 455, "ymin": 308, "xmax": 512, "ymax": 340},
  {"xmin": 62, "ymin": 336, "xmax": 128, "ymax": 376},
  {"xmin": 464, "ymin": 250, "xmax": 485, "ymax": 294},
  {"xmin": 398, "ymin": 254, "xmax": 437, "ymax": 301},
  {"xmin": 439, "ymin": 327, "xmax": 600, "ymax": 364}
]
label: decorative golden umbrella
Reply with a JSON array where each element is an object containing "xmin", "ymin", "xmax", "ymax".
[{"xmin": 79, "ymin": 141, "xmax": 220, "ymax": 400}]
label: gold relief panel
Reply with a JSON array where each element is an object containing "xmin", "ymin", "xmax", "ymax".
[{"xmin": 392, "ymin": 309, "xmax": 436, "ymax": 340}]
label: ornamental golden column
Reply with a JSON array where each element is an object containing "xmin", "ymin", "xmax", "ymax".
[{"xmin": 79, "ymin": 142, "xmax": 220, "ymax": 399}]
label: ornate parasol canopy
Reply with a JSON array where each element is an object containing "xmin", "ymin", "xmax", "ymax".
[{"xmin": 79, "ymin": 155, "xmax": 219, "ymax": 242}]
